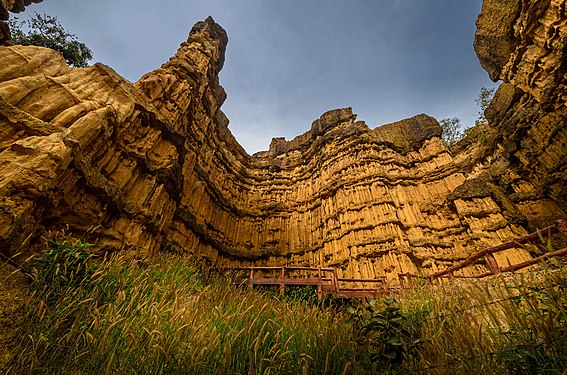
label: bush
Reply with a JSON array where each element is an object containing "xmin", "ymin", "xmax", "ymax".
[{"xmin": 348, "ymin": 298, "xmax": 422, "ymax": 371}]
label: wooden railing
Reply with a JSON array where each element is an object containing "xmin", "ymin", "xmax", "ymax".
[
  {"xmin": 398, "ymin": 219, "xmax": 567, "ymax": 286},
  {"xmin": 218, "ymin": 219, "xmax": 567, "ymax": 298},
  {"xmin": 221, "ymin": 266, "xmax": 387, "ymax": 300}
]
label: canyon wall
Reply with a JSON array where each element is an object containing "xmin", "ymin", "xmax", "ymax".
[
  {"xmin": 0, "ymin": 1, "xmax": 566, "ymax": 281},
  {"xmin": 473, "ymin": 0, "xmax": 567, "ymax": 230}
]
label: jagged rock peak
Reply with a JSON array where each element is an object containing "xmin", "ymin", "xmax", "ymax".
[
  {"xmin": 265, "ymin": 109, "xmax": 442, "ymax": 157},
  {"xmin": 188, "ymin": 16, "xmax": 228, "ymax": 72}
]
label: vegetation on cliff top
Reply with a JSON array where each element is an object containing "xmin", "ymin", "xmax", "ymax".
[
  {"xmin": 3, "ymin": 237, "xmax": 567, "ymax": 374},
  {"xmin": 9, "ymin": 12, "xmax": 92, "ymax": 67},
  {"xmin": 440, "ymin": 86, "xmax": 495, "ymax": 146}
]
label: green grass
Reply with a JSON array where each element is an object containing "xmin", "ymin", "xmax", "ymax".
[
  {"xmin": 7, "ymin": 239, "xmax": 358, "ymax": 374},
  {"xmin": 4, "ymin": 237, "xmax": 567, "ymax": 374},
  {"xmin": 395, "ymin": 267, "xmax": 567, "ymax": 373}
]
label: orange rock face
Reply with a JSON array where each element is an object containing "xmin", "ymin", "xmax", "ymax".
[
  {"xmin": 474, "ymin": 0, "xmax": 567, "ymax": 229},
  {"xmin": 0, "ymin": 6, "xmax": 565, "ymax": 280}
]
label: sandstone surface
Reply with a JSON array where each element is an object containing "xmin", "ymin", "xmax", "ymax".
[
  {"xmin": 0, "ymin": 2, "xmax": 566, "ymax": 281},
  {"xmin": 474, "ymin": 0, "xmax": 567, "ymax": 230}
]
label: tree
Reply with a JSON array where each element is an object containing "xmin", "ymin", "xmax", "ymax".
[
  {"xmin": 439, "ymin": 117, "xmax": 462, "ymax": 146},
  {"xmin": 439, "ymin": 86, "xmax": 497, "ymax": 147},
  {"xmin": 474, "ymin": 86, "xmax": 495, "ymax": 125},
  {"xmin": 9, "ymin": 12, "xmax": 92, "ymax": 68}
]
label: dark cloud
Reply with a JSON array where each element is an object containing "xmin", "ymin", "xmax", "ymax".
[{"xmin": 20, "ymin": 0, "xmax": 496, "ymax": 153}]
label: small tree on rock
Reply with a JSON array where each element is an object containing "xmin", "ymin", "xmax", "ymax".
[
  {"xmin": 475, "ymin": 86, "xmax": 495, "ymax": 125},
  {"xmin": 439, "ymin": 117, "xmax": 462, "ymax": 146},
  {"xmin": 9, "ymin": 12, "xmax": 92, "ymax": 67}
]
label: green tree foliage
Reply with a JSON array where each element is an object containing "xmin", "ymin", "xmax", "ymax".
[
  {"xmin": 9, "ymin": 13, "xmax": 92, "ymax": 67},
  {"xmin": 439, "ymin": 117, "xmax": 463, "ymax": 146},
  {"xmin": 475, "ymin": 86, "xmax": 496, "ymax": 125},
  {"xmin": 440, "ymin": 86, "xmax": 496, "ymax": 147}
]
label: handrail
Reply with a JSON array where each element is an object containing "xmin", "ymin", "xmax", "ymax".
[
  {"xmin": 218, "ymin": 219, "xmax": 567, "ymax": 295},
  {"xmin": 220, "ymin": 264, "xmax": 387, "ymax": 299},
  {"xmin": 220, "ymin": 266, "xmax": 335, "ymax": 272},
  {"xmin": 399, "ymin": 219, "xmax": 567, "ymax": 284}
]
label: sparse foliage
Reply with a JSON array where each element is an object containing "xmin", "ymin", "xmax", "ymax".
[
  {"xmin": 9, "ymin": 13, "xmax": 92, "ymax": 67},
  {"xmin": 475, "ymin": 86, "xmax": 496, "ymax": 125},
  {"xmin": 349, "ymin": 298, "xmax": 422, "ymax": 371},
  {"xmin": 440, "ymin": 86, "xmax": 496, "ymax": 146},
  {"xmin": 439, "ymin": 117, "xmax": 463, "ymax": 146}
]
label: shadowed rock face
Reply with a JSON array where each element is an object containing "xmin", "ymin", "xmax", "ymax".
[
  {"xmin": 474, "ymin": 0, "xmax": 567, "ymax": 229},
  {"xmin": 0, "ymin": 3, "xmax": 565, "ymax": 280},
  {"xmin": 0, "ymin": 0, "xmax": 44, "ymax": 45}
]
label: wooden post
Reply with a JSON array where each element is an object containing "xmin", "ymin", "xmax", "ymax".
[
  {"xmin": 332, "ymin": 268, "xmax": 339, "ymax": 293},
  {"xmin": 317, "ymin": 267, "xmax": 323, "ymax": 301},
  {"xmin": 249, "ymin": 268, "xmax": 255, "ymax": 289},
  {"xmin": 485, "ymin": 253, "xmax": 500, "ymax": 274},
  {"xmin": 279, "ymin": 267, "xmax": 285, "ymax": 296}
]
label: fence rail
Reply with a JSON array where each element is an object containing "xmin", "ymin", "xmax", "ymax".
[
  {"xmin": 218, "ymin": 219, "xmax": 567, "ymax": 299},
  {"xmin": 218, "ymin": 266, "xmax": 387, "ymax": 300},
  {"xmin": 398, "ymin": 219, "xmax": 567, "ymax": 286}
]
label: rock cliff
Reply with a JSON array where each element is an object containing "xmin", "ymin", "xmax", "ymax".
[
  {"xmin": 473, "ymin": 0, "xmax": 567, "ymax": 230},
  {"xmin": 0, "ymin": 1, "xmax": 565, "ymax": 280}
]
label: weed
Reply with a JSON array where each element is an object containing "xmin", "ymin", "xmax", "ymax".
[
  {"xmin": 6, "ymin": 236, "xmax": 567, "ymax": 374},
  {"xmin": 8, "ymin": 238, "xmax": 360, "ymax": 374},
  {"xmin": 349, "ymin": 298, "xmax": 422, "ymax": 372}
]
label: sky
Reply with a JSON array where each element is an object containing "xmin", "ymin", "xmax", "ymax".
[{"xmin": 14, "ymin": 0, "xmax": 498, "ymax": 154}]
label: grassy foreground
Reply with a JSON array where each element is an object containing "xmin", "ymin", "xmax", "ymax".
[{"xmin": 3, "ymin": 238, "xmax": 567, "ymax": 374}]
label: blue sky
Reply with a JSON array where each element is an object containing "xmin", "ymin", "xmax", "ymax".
[{"xmin": 15, "ymin": 0, "xmax": 498, "ymax": 154}]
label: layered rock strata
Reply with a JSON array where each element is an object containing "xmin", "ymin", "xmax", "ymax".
[
  {"xmin": 1, "ymin": 3, "xmax": 565, "ymax": 280},
  {"xmin": 473, "ymin": 0, "xmax": 567, "ymax": 230}
]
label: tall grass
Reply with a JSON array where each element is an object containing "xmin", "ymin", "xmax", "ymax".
[
  {"xmin": 395, "ymin": 266, "xmax": 567, "ymax": 374},
  {"xmin": 7, "ymin": 239, "xmax": 358, "ymax": 374},
  {"xmin": 5, "ymin": 237, "xmax": 567, "ymax": 374}
]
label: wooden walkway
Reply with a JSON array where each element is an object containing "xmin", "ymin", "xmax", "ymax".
[
  {"xmin": 222, "ymin": 219, "xmax": 567, "ymax": 299},
  {"xmin": 227, "ymin": 266, "xmax": 388, "ymax": 300}
]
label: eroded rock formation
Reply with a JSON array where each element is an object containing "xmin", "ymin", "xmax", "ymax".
[
  {"xmin": 1, "ymin": 1, "xmax": 566, "ymax": 280},
  {"xmin": 473, "ymin": 0, "xmax": 567, "ymax": 230}
]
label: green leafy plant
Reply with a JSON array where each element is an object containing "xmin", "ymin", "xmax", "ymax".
[
  {"xmin": 464, "ymin": 125, "xmax": 491, "ymax": 145},
  {"xmin": 475, "ymin": 86, "xmax": 496, "ymax": 125},
  {"xmin": 349, "ymin": 298, "xmax": 422, "ymax": 370},
  {"xmin": 282, "ymin": 285, "xmax": 319, "ymax": 305},
  {"xmin": 30, "ymin": 238, "xmax": 94, "ymax": 303},
  {"xmin": 9, "ymin": 13, "xmax": 92, "ymax": 67},
  {"xmin": 439, "ymin": 86, "xmax": 496, "ymax": 147}
]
